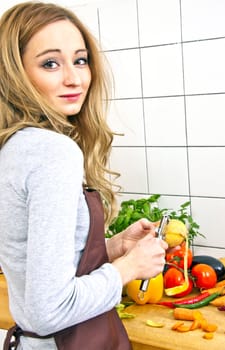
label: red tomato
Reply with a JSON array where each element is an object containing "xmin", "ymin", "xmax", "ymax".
[
  {"xmin": 163, "ymin": 267, "xmax": 193, "ymax": 297},
  {"xmin": 166, "ymin": 245, "xmax": 193, "ymax": 269},
  {"xmin": 191, "ymin": 263, "xmax": 217, "ymax": 289}
]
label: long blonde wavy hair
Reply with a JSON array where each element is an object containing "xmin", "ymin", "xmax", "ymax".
[{"xmin": 0, "ymin": 1, "xmax": 120, "ymax": 224}]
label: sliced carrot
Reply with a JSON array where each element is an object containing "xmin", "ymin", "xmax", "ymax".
[
  {"xmin": 201, "ymin": 286, "xmax": 225, "ymax": 295},
  {"xmin": 215, "ymin": 279, "xmax": 225, "ymax": 287},
  {"xmin": 199, "ymin": 318, "xmax": 208, "ymax": 328},
  {"xmin": 171, "ymin": 321, "xmax": 184, "ymax": 330},
  {"xmin": 203, "ymin": 332, "xmax": 214, "ymax": 340},
  {"xmin": 210, "ymin": 295, "xmax": 225, "ymax": 306},
  {"xmin": 193, "ymin": 310, "xmax": 204, "ymax": 320},
  {"xmin": 176, "ymin": 325, "xmax": 191, "ymax": 332},
  {"xmin": 189, "ymin": 319, "xmax": 201, "ymax": 330},
  {"xmin": 173, "ymin": 308, "xmax": 203, "ymax": 321},
  {"xmin": 202, "ymin": 323, "xmax": 218, "ymax": 332}
]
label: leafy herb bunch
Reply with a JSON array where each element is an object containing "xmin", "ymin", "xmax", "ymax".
[{"xmin": 106, "ymin": 194, "xmax": 204, "ymax": 246}]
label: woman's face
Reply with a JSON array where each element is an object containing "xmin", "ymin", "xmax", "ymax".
[{"xmin": 22, "ymin": 20, "xmax": 91, "ymax": 116}]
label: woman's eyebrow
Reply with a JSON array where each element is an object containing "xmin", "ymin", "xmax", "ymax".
[{"xmin": 36, "ymin": 48, "xmax": 88, "ymax": 58}]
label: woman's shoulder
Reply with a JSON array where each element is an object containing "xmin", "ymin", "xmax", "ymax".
[
  {"xmin": 2, "ymin": 127, "xmax": 83, "ymax": 166},
  {"xmin": 13, "ymin": 127, "xmax": 81, "ymax": 154}
]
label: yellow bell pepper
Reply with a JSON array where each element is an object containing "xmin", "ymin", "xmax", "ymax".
[{"xmin": 126, "ymin": 273, "xmax": 164, "ymax": 305}]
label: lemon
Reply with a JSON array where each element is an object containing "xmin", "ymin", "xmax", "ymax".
[{"xmin": 164, "ymin": 219, "xmax": 187, "ymax": 247}]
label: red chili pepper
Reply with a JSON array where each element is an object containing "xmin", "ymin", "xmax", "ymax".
[
  {"xmin": 157, "ymin": 301, "xmax": 175, "ymax": 308},
  {"xmin": 157, "ymin": 291, "xmax": 211, "ymax": 309},
  {"xmin": 172, "ymin": 291, "xmax": 210, "ymax": 305}
]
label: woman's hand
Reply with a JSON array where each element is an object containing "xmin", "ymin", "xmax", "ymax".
[
  {"xmin": 106, "ymin": 218, "xmax": 155, "ymax": 262},
  {"xmin": 112, "ymin": 232, "xmax": 168, "ymax": 286},
  {"xmin": 120, "ymin": 218, "xmax": 156, "ymax": 255}
]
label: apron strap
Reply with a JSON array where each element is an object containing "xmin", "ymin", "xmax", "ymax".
[{"xmin": 4, "ymin": 324, "xmax": 53, "ymax": 350}]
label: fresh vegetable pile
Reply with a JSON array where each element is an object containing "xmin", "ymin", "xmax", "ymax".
[
  {"xmin": 108, "ymin": 194, "xmax": 225, "ymax": 311},
  {"xmin": 172, "ymin": 307, "xmax": 218, "ymax": 339},
  {"xmin": 163, "ymin": 249, "xmax": 225, "ymax": 302}
]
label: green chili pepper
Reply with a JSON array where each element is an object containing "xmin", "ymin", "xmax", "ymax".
[{"xmin": 173, "ymin": 291, "xmax": 221, "ymax": 309}]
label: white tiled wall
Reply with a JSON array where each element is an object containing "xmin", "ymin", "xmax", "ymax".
[{"xmin": 1, "ymin": 0, "xmax": 225, "ymax": 262}]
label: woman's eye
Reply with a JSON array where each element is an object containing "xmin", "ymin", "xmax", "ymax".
[
  {"xmin": 75, "ymin": 57, "xmax": 88, "ymax": 66},
  {"xmin": 42, "ymin": 59, "xmax": 58, "ymax": 69}
]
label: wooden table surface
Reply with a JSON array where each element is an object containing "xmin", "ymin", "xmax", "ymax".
[
  {"xmin": 1, "ymin": 273, "xmax": 225, "ymax": 349},
  {"xmin": 122, "ymin": 301, "xmax": 225, "ymax": 350}
]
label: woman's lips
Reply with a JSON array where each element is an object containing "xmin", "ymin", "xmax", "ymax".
[{"xmin": 59, "ymin": 93, "xmax": 81, "ymax": 102}]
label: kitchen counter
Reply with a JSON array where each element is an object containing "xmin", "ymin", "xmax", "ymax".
[
  {"xmin": 122, "ymin": 300, "xmax": 225, "ymax": 350},
  {"xmin": 1, "ymin": 274, "xmax": 225, "ymax": 349}
]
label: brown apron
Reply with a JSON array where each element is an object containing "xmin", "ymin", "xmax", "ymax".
[{"xmin": 4, "ymin": 189, "xmax": 132, "ymax": 350}]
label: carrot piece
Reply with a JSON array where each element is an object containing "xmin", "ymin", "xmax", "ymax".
[
  {"xmin": 199, "ymin": 318, "xmax": 208, "ymax": 328},
  {"xmin": 193, "ymin": 310, "xmax": 204, "ymax": 320},
  {"xmin": 190, "ymin": 319, "xmax": 201, "ymax": 330},
  {"xmin": 215, "ymin": 280, "xmax": 225, "ymax": 288},
  {"xmin": 201, "ymin": 287, "xmax": 225, "ymax": 295},
  {"xmin": 171, "ymin": 321, "xmax": 184, "ymax": 330},
  {"xmin": 210, "ymin": 295, "xmax": 225, "ymax": 306},
  {"xmin": 203, "ymin": 332, "xmax": 214, "ymax": 340},
  {"xmin": 176, "ymin": 325, "xmax": 191, "ymax": 332},
  {"xmin": 202, "ymin": 323, "xmax": 218, "ymax": 332},
  {"xmin": 173, "ymin": 308, "xmax": 203, "ymax": 321}
]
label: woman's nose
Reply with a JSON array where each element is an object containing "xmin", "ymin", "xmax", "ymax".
[{"xmin": 63, "ymin": 65, "xmax": 81, "ymax": 86}]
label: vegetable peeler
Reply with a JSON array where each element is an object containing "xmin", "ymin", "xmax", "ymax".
[{"xmin": 139, "ymin": 214, "xmax": 170, "ymax": 293}]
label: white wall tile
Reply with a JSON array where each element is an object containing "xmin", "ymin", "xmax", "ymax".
[
  {"xmin": 147, "ymin": 147, "xmax": 189, "ymax": 195},
  {"xmin": 69, "ymin": 5, "xmax": 100, "ymax": 40},
  {"xmin": 115, "ymin": 193, "xmax": 153, "ymax": 209},
  {"xmin": 99, "ymin": 0, "xmax": 138, "ymax": 50},
  {"xmin": 138, "ymin": 0, "xmax": 181, "ymax": 46},
  {"xmin": 108, "ymin": 99, "xmax": 145, "ymax": 146},
  {"xmin": 106, "ymin": 49, "xmax": 142, "ymax": 99},
  {"xmin": 144, "ymin": 96, "xmax": 186, "ymax": 146},
  {"xmin": 191, "ymin": 197, "xmax": 225, "ymax": 249},
  {"xmin": 157, "ymin": 195, "xmax": 190, "ymax": 214},
  {"xmin": 186, "ymin": 94, "xmax": 225, "ymax": 146},
  {"xmin": 181, "ymin": 0, "xmax": 225, "ymax": 41},
  {"xmin": 141, "ymin": 44, "xmax": 184, "ymax": 97},
  {"xmin": 0, "ymin": 1, "xmax": 20, "ymax": 14},
  {"xmin": 183, "ymin": 39, "xmax": 225, "ymax": 94},
  {"xmin": 193, "ymin": 246, "xmax": 225, "ymax": 260},
  {"xmin": 110, "ymin": 147, "xmax": 148, "ymax": 193},
  {"xmin": 189, "ymin": 148, "xmax": 225, "ymax": 197}
]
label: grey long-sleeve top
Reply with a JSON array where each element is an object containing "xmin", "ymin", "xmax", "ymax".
[{"xmin": 0, "ymin": 127, "xmax": 122, "ymax": 349}]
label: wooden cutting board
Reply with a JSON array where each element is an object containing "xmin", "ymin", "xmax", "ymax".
[{"xmin": 122, "ymin": 302, "xmax": 225, "ymax": 350}]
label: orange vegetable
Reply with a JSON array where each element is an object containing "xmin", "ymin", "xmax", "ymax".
[
  {"xmin": 171, "ymin": 321, "xmax": 184, "ymax": 330},
  {"xmin": 176, "ymin": 325, "xmax": 191, "ymax": 332},
  {"xmin": 189, "ymin": 319, "xmax": 201, "ymax": 330},
  {"xmin": 202, "ymin": 322, "xmax": 218, "ymax": 332},
  {"xmin": 215, "ymin": 279, "xmax": 225, "ymax": 287},
  {"xmin": 203, "ymin": 332, "xmax": 214, "ymax": 340},
  {"xmin": 201, "ymin": 286, "xmax": 225, "ymax": 295},
  {"xmin": 173, "ymin": 307, "xmax": 203, "ymax": 321},
  {"xmin": 210, "ymin": 295, "xmax": 225, "ymax": 306}
]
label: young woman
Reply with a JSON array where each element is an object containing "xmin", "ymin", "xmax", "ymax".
[{"xmin": 0, "ymin": 2, "xmax": 168, "ymax": 349}]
